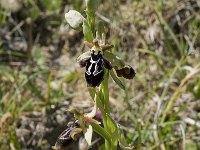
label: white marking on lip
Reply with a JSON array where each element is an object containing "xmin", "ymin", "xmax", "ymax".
[
  {"xmin": 86, "ymin": 57, "xmax": 102, "ymax": 76},
  {"xmin": 93, "ymin": 69, "xmax": 103, "ymax": 76},
  {"xmin": 59, "ymin": 129, "xmax": 71, "ymax": 140},
  {"xmin": 93, "ymin": 59, "xmax": 103, "ymax": 76}
]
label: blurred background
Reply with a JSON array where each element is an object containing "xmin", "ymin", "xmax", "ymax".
[{"xmin": 0, "ymin": 0, "xmax": 200, "ymax": 149}]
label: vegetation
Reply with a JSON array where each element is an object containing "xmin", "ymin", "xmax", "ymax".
[{"xmin": 0, "ymin": 0, "xmax": 200, "ymax": 150}]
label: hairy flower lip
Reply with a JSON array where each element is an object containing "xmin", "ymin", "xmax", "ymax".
[
  {"xmin": 53, "ymin": 120, "xmax": 82, "ymax": 150},
  {"xmin": 77, "ymin": 46, "xmax": 136, "ymax": 82},
  {"xmin": 115, "ymin": 65, "xmax": 136, "ymax": 79}
]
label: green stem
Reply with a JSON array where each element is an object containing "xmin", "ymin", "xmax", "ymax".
[
  {"xmin": 86, "ymin": 11, "xmax": 95, "ymax": 37},
  {"xmin": 102, "ymin": 70, "xmax": 110, "ymax": 114},
  {"xmin": 103, "ymin": 70, "xmax": 117, "ymax": 150}
]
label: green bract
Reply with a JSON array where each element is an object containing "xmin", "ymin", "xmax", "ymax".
[
  {"xmin": 86, "ymin": 0, "xmax": 100, "ymax": 13},
  {"xmin": 83, "ymin": 20, "xmax": 94, "ymax": 42}
]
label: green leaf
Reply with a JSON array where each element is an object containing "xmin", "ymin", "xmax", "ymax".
[
  {"xmin": 110, "ymin": 69, "xmax": 125, "ymax": 90},
  {"xmin": 97, "ymin": 20, "xmax": 105, "ymax": 39},
  {"xmin": 106, "ymin": 114, "xmax": 117, "ymax": 134},
  {"xmin": 89, "ymin": 88, "xmax": 103, "ymax": 112},
  {"xmin": 88, "ymin": 87, "xmax": 96, "ymax": 100},
  {"xmin": 91, "ymin": 123, "xmax": 111, "ymax": 144},
  {"xmin": 95, "ymin": 92, "xmax": 104, "ymax": 112},
  {"xmin": 83, "ymin": 20, "xmax": 94, "ymax": 42},
  {"xmin": 105, "ymin": 114, "xmax": 118, "ymax": 148},
  {"xmin": 117, "ymin": 125, "xmax": 134, "ymax": 150}
]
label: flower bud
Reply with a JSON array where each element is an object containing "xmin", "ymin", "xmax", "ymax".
[{"xmin": 65, "ymin": 10, "xmax": 85, "ymax": 30}]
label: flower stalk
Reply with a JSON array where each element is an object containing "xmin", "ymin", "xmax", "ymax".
[{"xmin": 54, "ymin": 1, "xmax": 135, "ymax": 149}]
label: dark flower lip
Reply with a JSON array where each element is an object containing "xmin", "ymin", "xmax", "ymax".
[
  {"xmin": 103, "ymin": 58, "xmax": 112, "ymax": 70},
  {"xmin": 115, "ymin": 65, "xmax": 136, "ymax": 79},
  {"xmin": 79, "ymin": 57, "xmax": 90, "ymax": 68},
  {"xmin": 78, "ymin": 39, "xmax": 135, "ymax": 87},
  {"xmin": 85, "ymin": 70, "xmax": 104, "ymax": 87},
  {"xmin": 53, "ymin": 120, "xmax": 81, "ymax": 150}
]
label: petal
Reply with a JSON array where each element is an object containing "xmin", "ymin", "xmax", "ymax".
[
  {"xmin": 84, "ymin": 125, "xmax": 93, "ymax": 146},
  {"xmin": 79, "ymin": 57, "xmax": 90, "ymax": 68},
  {"xmin": 77, "ymin": 51, "xmax": 91, "ymax": 62},
  {"xmin": 103, "ymin": 58, "xmax": 112, "ymax": 70},
  {"xmin": 71, "ymin": 128, "xmax": 83, "ymax": 140}
]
